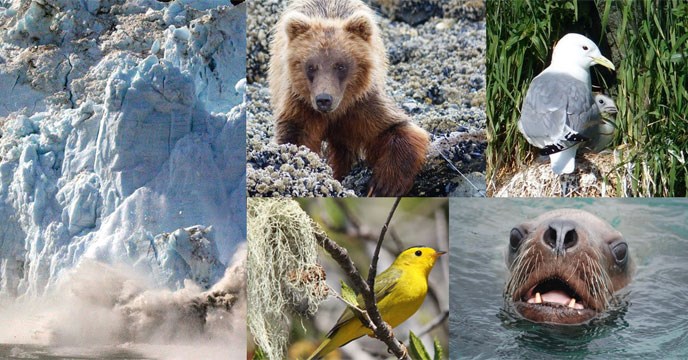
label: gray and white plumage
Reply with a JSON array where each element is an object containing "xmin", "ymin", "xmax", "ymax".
[
  {"xmin": 518, "ymin": 33, "xmax": 615, "ymax": 175},
  {"xmin": 581, "ymin": 94, "xmax": 618, "ymax": 153}
]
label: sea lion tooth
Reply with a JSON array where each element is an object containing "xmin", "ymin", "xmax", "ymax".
[
  {"xmin": 535, "ymin": 292, "xmax": 542, "ymax": 304},
  {"xmin": 568, "ymin": 298, "xmax": 576, "ymax": 308}
]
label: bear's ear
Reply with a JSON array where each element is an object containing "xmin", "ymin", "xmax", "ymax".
[
  {"xmin": 345, "ymin": 13, "xmax": 374, "ymax": 41},
  {"xmin": 284, "ymin": 13, "xmax": 311, "ymax": 41}
]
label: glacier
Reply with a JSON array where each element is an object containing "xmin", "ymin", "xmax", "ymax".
[{"xmin": 0, "ymin": 0, "xmax": 246, "ymax": 348}]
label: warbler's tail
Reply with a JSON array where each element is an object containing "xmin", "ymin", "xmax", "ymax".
[{"xmin": 306, "ymin": 338, "xmax": 334, "ymax": 360}]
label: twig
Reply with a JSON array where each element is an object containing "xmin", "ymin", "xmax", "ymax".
[
  {"xmin": 315, "ymin": 232, "xmax": 378, "ymax": 332},
  {"xmin": 333, "ymin": 198, "xmax": 362, "ymax": 232},
  {"xmin": 367, "ymin": 197, "xmax": 401, "ymax": 290},
  {"xmin": 326, "ymin": 283, "xmax": 373, "ymax": 327},
  {"xmin": 314, "ymin": 198, "xmax": 410, "ymax": 360},
  {"xmin": 412, "ymin": 310, "xmax": 448, "ymax": 338},
  {"xmin": 333, "ymin": 199, "xmax": 404, "ymax": 253}
]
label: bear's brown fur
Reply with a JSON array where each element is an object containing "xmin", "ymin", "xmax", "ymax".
[{"xmin": 269, "ymin": 0, "xmax": 429, "ymax": 196}]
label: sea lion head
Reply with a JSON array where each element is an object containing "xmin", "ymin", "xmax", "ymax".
[{"xmin": 504, "ymin": 209, "xmax": 633, "ymax": 325}]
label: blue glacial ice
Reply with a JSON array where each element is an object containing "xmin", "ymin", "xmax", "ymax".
[{"xmin": 0, "ymin": 0, "xmax": 246, "ymax": 300}]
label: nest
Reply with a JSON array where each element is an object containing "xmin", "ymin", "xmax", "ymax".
[{"xmin": 494, "ymin": 151, "xmax": 637, "ymax": 197}]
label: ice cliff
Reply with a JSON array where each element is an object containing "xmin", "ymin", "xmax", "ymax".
[{"xmin": 0, "ymin": 0, "xmax": 246, "ymax": 298}]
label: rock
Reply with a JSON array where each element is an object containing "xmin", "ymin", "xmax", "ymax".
[{"xmin": 368, "ymin": 0, "xmax": 443, "ymax": 26}]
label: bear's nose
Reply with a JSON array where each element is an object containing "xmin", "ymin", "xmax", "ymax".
[
  {"xmin": 315, "ymin": 94, "xmax": 333, "ymax": 112},
  {"xmin": 542, "ymin": 220, "xmax": 578, "ymax": 256}
]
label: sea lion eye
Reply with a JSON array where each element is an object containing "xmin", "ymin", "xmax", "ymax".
[
  {"xmin": 510, "ymin": 227, "xmax": 525, "ymax": 251},
  {"xmin": 610, "ymin": 241, "xmax": 628, "ymax": 265},
  {"xmin": 582, "ymin": 45, "xmax": 589, "ymax": 50},
  {"xmin": 415, "ymin": 250, "xmax": 422, "ymax": 257}
]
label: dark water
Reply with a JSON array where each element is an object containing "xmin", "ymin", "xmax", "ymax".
[
  {"xmin": 0, "ymin": 344, "xmax": 150, "ymax": 359},
  {"xmin": 449, "ymin": 198, "xmax": 688, "ymax": 359}
]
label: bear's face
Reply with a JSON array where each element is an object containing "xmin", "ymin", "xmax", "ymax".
[
  {"xmin": 283, "ymin": 12, "xmax": 376, "ymax": 115},
  {"xmin": 302, "ymin": 49, "xmax": 353, "ymax": 113}
]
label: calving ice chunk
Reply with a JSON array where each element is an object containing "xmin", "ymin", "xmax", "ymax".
[
  {"xmin": 0, "ymin": 0, "xmax": 246, "ymax": 298},
  {"xmin": 518, "ymin": 33, "xmax": 616, "ymax": 175}
]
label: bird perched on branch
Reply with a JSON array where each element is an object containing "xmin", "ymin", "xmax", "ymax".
[{"xmin": 307, "ymin": 246, "xmax": 446, "ymax": 360}]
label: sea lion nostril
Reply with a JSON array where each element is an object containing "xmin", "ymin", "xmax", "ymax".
[
  {"xmin": 563, "ymin": 229, "xmax": 577, "ymax": 249},
  {"xmin": 544, "ymin": 226, "xmax": 557, "ymax": 249},
  {"xmin": 543, "ymin": 220, "xmax": 577, "ymax": 253}
]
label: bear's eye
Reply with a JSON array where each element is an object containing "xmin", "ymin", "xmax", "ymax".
[
  {"xmin": 306, "ymin": 65, "xmax": 317, "ymax": 82},
  {"xmin": 334, "ymin": 63, "xmax": 346, "ymax": 72},
  {"xmin": 414, "ymin": 250, "xmax": 422, "ymax": 257},
  {"xmin": 582, "ymin": 45, "xmax": 589, "ymax": 50}
]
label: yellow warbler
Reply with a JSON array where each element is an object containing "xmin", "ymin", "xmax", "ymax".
[{"xmin": 307, "ymin": 246, "xmax": 446, "ymax": 360}]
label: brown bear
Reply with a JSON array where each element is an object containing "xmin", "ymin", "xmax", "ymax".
[{"xmin": 268, "ymin": 0, "xmax": 429, "ymax": 196}]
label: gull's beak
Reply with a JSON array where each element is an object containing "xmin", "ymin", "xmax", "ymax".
[
  {"xmin": 602, "ymin": 105, "xmax": 618, "ymax": 114},
  {"xmin": 592, "ymin": 55, "xmax": 615, "ymax": 71}
]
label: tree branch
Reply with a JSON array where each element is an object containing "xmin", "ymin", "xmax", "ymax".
[
  {"xmin": 326, "ymin": 283, "xmax": 375, "ymax": 328},
  {"xmin": 367, "ymin": 197, "xmax": 402, "ymax": 289},
  {"xmin": 314, "ymin": 197, "xmax": 410, "ymax": 359}
]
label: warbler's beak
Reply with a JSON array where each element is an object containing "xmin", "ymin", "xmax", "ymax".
[
  {"xmin": 592, "ymin": 55, "xmax": 615, "ymax": 71},
  {"xmin": 434, "ymin": 251, "xmax": 447, "ymax": 258}
]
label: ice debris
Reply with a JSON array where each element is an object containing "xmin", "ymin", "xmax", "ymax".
[{"xmin": 0, "ymin": 0, "xmax": 247, "ymax": 297}]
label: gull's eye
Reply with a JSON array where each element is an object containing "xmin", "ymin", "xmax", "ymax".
[
  {"xmin": 582, "ymin": 45, "xmax": 589, "ymax": 50},
  {"xmin": 415, "ymin": 250, "xmax": 422, "ymax": 257},
  {"xmin": 599, "ymin": 99, "xmax": 604, "ymax": 104}
]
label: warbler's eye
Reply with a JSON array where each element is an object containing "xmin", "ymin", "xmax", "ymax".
[{"xmin": 415, "ymin": 250, "xmax": 422, "ymax": 257}]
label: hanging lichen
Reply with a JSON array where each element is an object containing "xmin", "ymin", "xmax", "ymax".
[{"xmin": 247, "ymin": 198, "xmax": 329, "ymax": 359}]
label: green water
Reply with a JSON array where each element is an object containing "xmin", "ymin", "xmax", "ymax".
[{"xmin": 449, "ymin": 198, "xmax": 688, "ymax": 359}]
